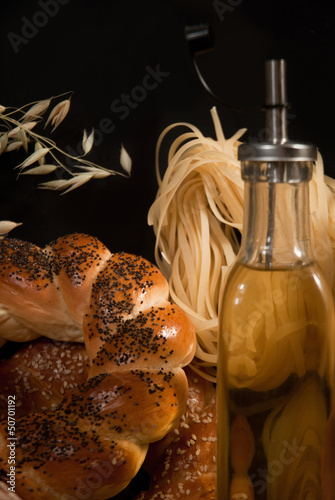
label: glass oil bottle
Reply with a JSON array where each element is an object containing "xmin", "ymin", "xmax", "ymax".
[{"xmin": 216, "ymin": 59, "xmax": 335, "ymax": 500}]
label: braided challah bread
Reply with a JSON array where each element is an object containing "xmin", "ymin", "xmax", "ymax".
[{"xmin": 0, "ymin": 233, "xmax": 196, "ymax": 499}]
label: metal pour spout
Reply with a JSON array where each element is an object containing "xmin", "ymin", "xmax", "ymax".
[
  {"xmin": 238, "ymin": 59, "xmax": 317, "ymax": 165},
  {"xmin": 265, "ymin": 59, "xmax": 288, "ymax": 144}
]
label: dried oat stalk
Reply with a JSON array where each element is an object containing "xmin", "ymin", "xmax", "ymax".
[
  {"xmin": 0, "ymin": 92, "xmax": 132, "ymax": 193},
  {"xmin": 0, "ymin": 220, "xmax": 22, "ymax": 239}
]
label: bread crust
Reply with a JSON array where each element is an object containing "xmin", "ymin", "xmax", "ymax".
[
  {"xmin": 45, "ymin": 233, "xmax": 112, "ymax": 327},
  {"xmin": 136, "ymin": 367, "xmax": 216, "ymax": 500},
  {"xmin": 0, "ymin": 238, "xmax": 70, "ymax": 342},
  {"xmin": 0, "ymin": 337, "xmax": 89, "ymax": 421}
]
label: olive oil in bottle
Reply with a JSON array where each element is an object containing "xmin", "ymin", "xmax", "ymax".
[{"xmin": 216, "ymin": 60, "xmax": 335, "ymax": 500}]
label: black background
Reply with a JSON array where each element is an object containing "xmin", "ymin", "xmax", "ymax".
[{"xmin": 1, "ymin": 0, "xmax": 335, "ymax": 263}]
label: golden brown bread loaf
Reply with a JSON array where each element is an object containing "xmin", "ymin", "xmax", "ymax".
[{"xmin": 0, "ymin": 233, "xmax": 196, "ymax": 499}]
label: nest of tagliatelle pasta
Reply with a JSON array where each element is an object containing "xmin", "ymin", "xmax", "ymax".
[{"xmin": 148, "ymin": 107, "xmax": 335, "ymax": 384}]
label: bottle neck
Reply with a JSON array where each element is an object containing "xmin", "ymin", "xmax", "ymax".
[{"xmin": 238, "ymin": 174, "xmax": 314, "ymax": 270}]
